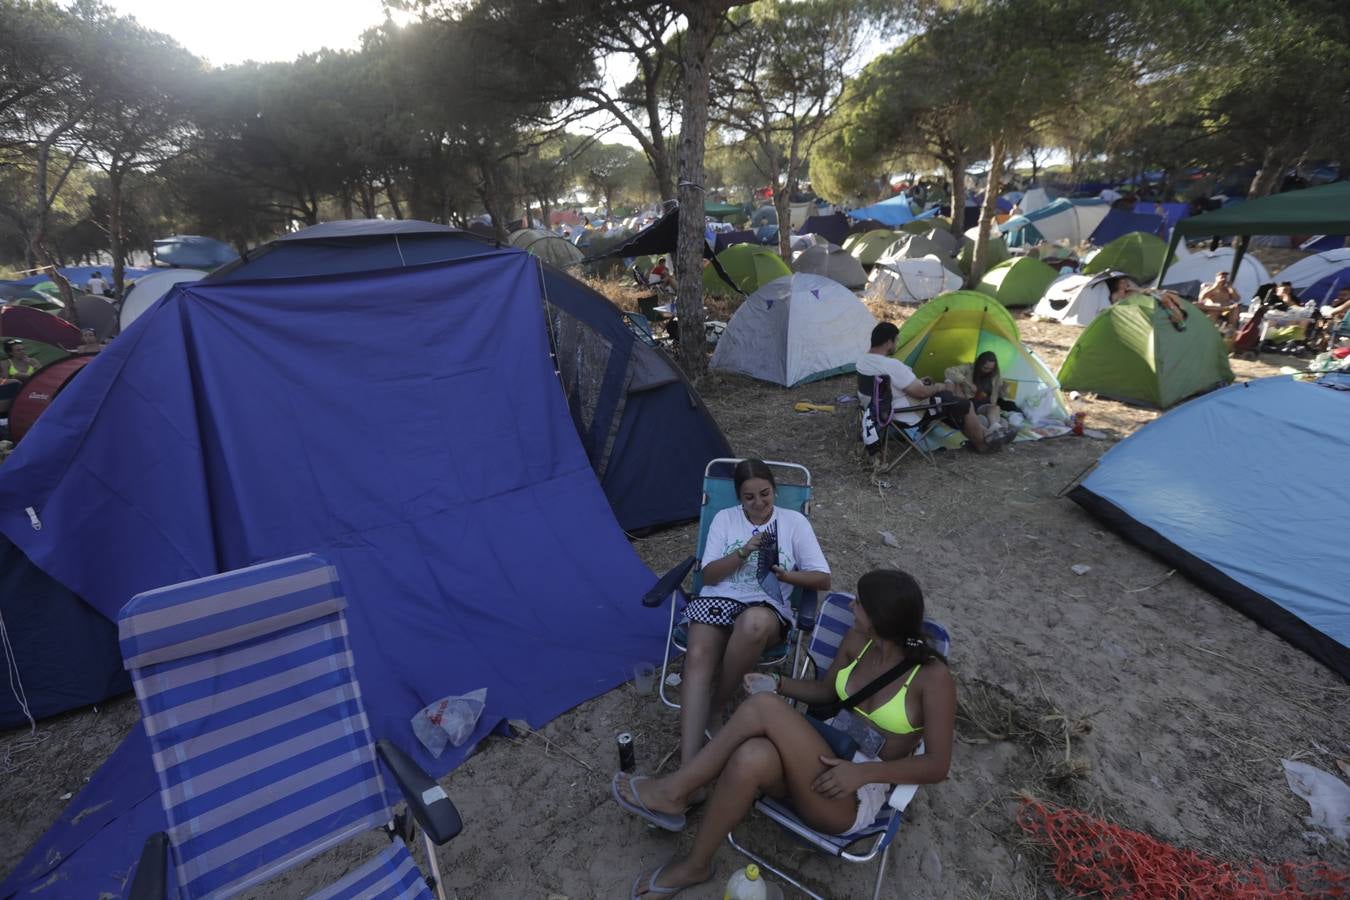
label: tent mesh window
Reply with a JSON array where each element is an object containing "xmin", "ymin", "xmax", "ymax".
[{"xmin": 544, "ymin": 303, "xmax": 622, "ymax": 473}]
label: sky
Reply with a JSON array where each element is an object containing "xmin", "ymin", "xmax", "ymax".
[{"xmin": 105, "ymin": 0, "xmax": 413, "ymax": 66}]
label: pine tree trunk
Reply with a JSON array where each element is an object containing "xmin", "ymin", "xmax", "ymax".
[
  {"xmin": 109, "ymin": 165, "xmax": 125, "ymax": 300},
  {"xmin": 385, "ymin": 179, "xmax": 404, "ymax": 219},
  {"xmin": 672, "ymin": 1, "xmax": 725, "ymax": 381},
  {"xmin": 970, "ymin": 135, "xmax": 1007, "ymax": 284},
  {"xmin": 1248, "ymin": 148, "xmax": 1287, "ymax": 199},
  {"xmin": 946, "ymin": 153, "xmax": 966, "ymax": 239}
]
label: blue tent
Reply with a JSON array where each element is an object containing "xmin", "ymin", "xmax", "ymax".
[
  {"xmin": 715, "ymin": 229, "xmax": 757, "ymax": 252},
  {"xmin": 12, "ymin": 265, "xmax": 154, "ymax": 288},
  {"xmin": 0, "ymin": 535, "xmax": 128, "ymax": 728},
  {"xmin": 1089, "ymin": 207, "xmax": 1167, "ymax": 246},
  {"xmin": 798, "ymin": 212, "xmax": 849, "ymax": 245},
  {"xmin": 151, "ymin": 234, "xmax": 239, "ymax": 269},
  {"xmin": 211, "ymin": 220, "xmax": 730, "ymax": 534},
  {"xmin": 1299, "ymin": 266, "xmax": 1350, "ymax": 303},
  {"xmin": 1070, "ymin": 376, "xmax": 1350, "ymax": 680},
  {"xmin": 847, "ymin": 194, "xmax": 916, "ymax": 226},
  {"xmin": 0, "ymin": 250, "xmax": 672, "ymax": 897}
]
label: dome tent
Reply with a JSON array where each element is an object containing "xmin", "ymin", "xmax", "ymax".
[
  {"xmin": 892, "ymin": 290, "xmax": 1069, "ymax": 426},
  {"xmin": 974, "ymin": 257, "xmax": 1059, "ymax": 308},
  {"xmin": 1057, "ymin": 293, "xmax": 1234, "ymax": 408},
  {"xmin": 865, "ymin": 257, "xmax": 963, "ymax": 304},
  {"xmin": 1082, "ymin": 231, "xmax": 1172, "ymax": 282},
  {"xmin": 1032, "ymin": 272, "xmax": 1115, "ymax": 326},
  {"xmin": 120, "ymin": 268, "xmax": 206, "ymax": 330},
  {"xmin": 845, "ymin": 229, "xmax": 903, "ymax": 267},
  {"xmin": 958, "ymin": 227, "xmax": 1010, "ymax": 275},
  {"xmin": 897, "ymin": 222, "xmax": 960, "ymax": 254},
  {"xmin": 710, "ymin": 273, "xmax": 875, "ymax": 387},
  {"xmin": 1069, "ymin": 376, "xmax": 1349, "ymax": 679},
  {"xmin": 1277, "ymin": 248, "xmax": 1350, "ymax": 292},
  {"xmin": 878, "ymin": 233, "xmax": 962, "ymax": 276},
  {"xmin": 509, "ymin": 228, "xmax": 585, "ymax": 267},
  {"xmin": 208, "ymin": 219, "xmax": 731, "ymax": 533},
  {"xmin": 1162, "ymin": 249, "xmax": 1270, "ymax": 304},
  {"xmin": 703, "ymin": 243, "xmax": 792, "ymax": 296},
  {"xmin": 790, "ymin": 243, "xmax": 867, "ymax": 289}
]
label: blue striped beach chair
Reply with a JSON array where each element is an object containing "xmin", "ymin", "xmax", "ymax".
[
  {"xmin": 726, "ymin": 591, "xmax": 951, "ymax": 900},
  {"xmin": 119, "ymin": 554, "xmax": 462, "ymax": 900}
]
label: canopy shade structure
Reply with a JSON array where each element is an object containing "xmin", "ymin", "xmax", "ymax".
[{"xmin": 1160, "ymin": 183, "xmax": 1350, "ymax": 285}]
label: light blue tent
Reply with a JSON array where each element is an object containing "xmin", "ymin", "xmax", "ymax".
[
  {"xmin": 1000, "ymin": 198, "xmax": 1111, "ymax": 247},
  {"xmin": 1070, "ymin": 376, "xmax": 1350, "ymax": 680},
  {"xmin": 848, "ymin": 193, "xmax": 917, "ymax": 226}
]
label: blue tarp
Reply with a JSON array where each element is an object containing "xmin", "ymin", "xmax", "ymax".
[
  {"xmin": 1090, "ymin": 208, "xmax": 1167, "ymax": 245},
  {"xmin": 151, "ymin": 235, "xmax": 239, "ymax": 269},
  {"xmin": 0, "ymin": 252, "xmax": 668, "ymax": 897},
  {"xmin": 847, "ymin": 194, "xmax": 915, "ymax": 226},
  {"xmin": 1070, "ymin": 377, "xmax": 1350, "ymax": 680}
]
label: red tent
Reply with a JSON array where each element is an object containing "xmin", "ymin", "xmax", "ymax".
[
  {"xmin": 8, "ymin": 355, "xmax": 93, "ymax": 441},
  {"xmin": 0, "ymin": 305, "xmax": 82, "ymax": 350}
]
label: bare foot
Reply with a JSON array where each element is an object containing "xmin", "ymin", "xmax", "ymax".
[
  {"xmin": 633, "ymin": 859, "xmax": 714, "ymax": 899},
  {"xmin": 617, "ymin": 772, "xmax": 686, "ymax": 816}
]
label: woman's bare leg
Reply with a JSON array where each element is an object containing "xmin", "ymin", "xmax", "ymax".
[
  {"xmin": 620, "ymin": 693, "xmax": 857, "ymax": 830},
  {"xmin": 679, "ymin": 623, "xmax": 728, "ymax": 765},
  {"xmin": 708, "ymin": 607, "xmax": 779, "ymax": 726}
]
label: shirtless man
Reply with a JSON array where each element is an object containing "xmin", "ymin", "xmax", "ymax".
[{"xmin": 1197, "ymin": 271, "xmax": 1241, "ymax": 329}]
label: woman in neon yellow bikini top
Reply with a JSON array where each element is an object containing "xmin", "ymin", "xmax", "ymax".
[{"xmin": 612, "ymin": 570, "xmax": 956, "ymax": 899}]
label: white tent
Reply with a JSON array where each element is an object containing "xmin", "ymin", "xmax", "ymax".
[
  {"xmin": 120, "ymin": 268, "xmax": 206, "ymax": 330},
  {"xmin": 1032, "ymin": 272, "xmax": 1114, "ymax": 326},
  {"xmin": 865, "ymin": 257, "xmax": 963, "ymax": 304},
  {"xmin": 878, "ymin": 234, "xmax": 962, "ymax": 276},
  {"xmin": 1000, "ymin": 199, "xmax": 1111, "ymax": 248},
  {"xmin": 1020, "ymin": 187, "xmax": 1059, "ymax": 214},
  {"xmin": 791, "ymin": 244, "xmax": 868, "ymax": 289},
  {"xmin": 1274, "ymin": 248, "xmax": 1350, "ymax": 291},
  {"xmin": 1163, "ymin": 249, "xmax": 1270, "ymax": 304},
  {"xmin": 710, "ymin": 273, "xmax": 875, "ymax": 386}
]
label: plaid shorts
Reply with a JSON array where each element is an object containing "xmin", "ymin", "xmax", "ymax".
[{"xmin": 683, "ymin": 596, "xmax": 789, "ymax": 637}]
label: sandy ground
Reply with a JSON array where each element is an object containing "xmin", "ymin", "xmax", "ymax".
[{"xmin": 3, "ymin": 250, "xmax": 1348, "ymax": 899}]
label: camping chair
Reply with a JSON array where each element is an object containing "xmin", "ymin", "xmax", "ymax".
[
  {"xmin": 641, "ymin": 458, "xmax": 818, "ymax": 710},
  {"xmin": 622, "ymin": 311, "xmax": 661, "ymax": 347},
  {"xmin": 726, "ymin": 591, "xmax": 952, "ymax": 900},
  {"xmin": 119, "ymin": 554, "xmax": 463, "ymax": 900},
  {"xmin": 859, "ymin": 374, "xmax": 962, "ymax": 472}
]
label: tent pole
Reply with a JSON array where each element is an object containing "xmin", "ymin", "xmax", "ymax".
[
  {"xmin": 1229, "ymin": 234, "xmax": 1250, "ymax": 283},
  {"xmin": 1157, "ymin": 228, "xmax": 1184, "ymax": 287}
]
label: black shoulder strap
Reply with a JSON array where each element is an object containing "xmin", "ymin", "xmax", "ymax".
[{"xmin": 812, "ymin": 651, "xmax": 919, "ymax": 720}]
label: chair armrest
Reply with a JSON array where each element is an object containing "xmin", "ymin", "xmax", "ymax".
[
  {"xmin": 795, "ymin": 589, "xmax": 818, "ymax": 633},
  {"xmin": 642, "ymin": 555, "xmax": 696, "ymax": 608},
  {"xmin": 377, "ymin": 739, "xmax": 463, "ymax": 845},
  {"xmin": 128, "ymin": 832, "xmax": 168, "ymax": 900}
]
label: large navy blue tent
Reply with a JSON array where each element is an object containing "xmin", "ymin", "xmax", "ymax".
[
  {"xmin": 798, "ymin": 212, "xmax": 849, "ymax": 246},
  {"xmin": 1089, "ymin": 207, "xmax": 1166, "ymax": 246},
  {"xmin": 212, "ymin": 220, "xmax": 730, "ymax": 534},
  {"xmin": 0, "ymin": 535, "xmax": 128, "ymax": 728},
  {"xmin": 1070, "ymin": 376, "xmax": 1350, "ymax": 680},
  {"xmin": 0, "ymin": 250, "xmax": 672, "ymax": 897}
]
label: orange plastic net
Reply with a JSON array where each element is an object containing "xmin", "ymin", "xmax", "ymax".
[{"xmin": 1017, "ymin": 798, "xmax": 1349, "ymax": 898}]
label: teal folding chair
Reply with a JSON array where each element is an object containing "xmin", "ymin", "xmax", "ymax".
[
  {"xmin": 726, "ymin": 591, "xmax": 952, "ymax": 900},
  {"xmin": 642, "ymin": 458, "xmax": 818, "ymax": 710}
]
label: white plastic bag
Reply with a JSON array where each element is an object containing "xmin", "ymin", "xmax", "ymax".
[
  {"xmin": 411, "ymin": 688, "xmax": 488, "ymax": 758},
  {"xmin": 1282, "ymin": 758, "xmax": 1350, "ymax": 842}
]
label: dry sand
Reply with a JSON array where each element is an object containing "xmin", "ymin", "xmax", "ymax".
[{"xmin": 4, "ymin": 254, "xmax": 1348, "ymax": 899}]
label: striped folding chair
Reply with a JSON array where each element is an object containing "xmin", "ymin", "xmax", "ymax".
[
  {"xmin": 726, "ymin": 591, "xmax": 952, "ymax": 900},
  {"xmin": 119, "ymin": 554, "xmax": 462, "ymax": 900},
  {"xmin": 642, "ymin": 458, "xmax": 819, "ymax": 710}
]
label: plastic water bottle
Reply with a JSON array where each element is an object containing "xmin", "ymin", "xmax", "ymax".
[{"xmin": 724, "ymin": 864, "xmax": 767, "ymax": 900}]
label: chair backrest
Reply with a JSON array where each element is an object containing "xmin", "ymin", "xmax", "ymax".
[
  {"xmin": 692, "ymin": 457, "xmax": 811, "ymax": 596},
  {"xmin": 807, "ymin": 592, "xmax": 952, "ymax": 674},
  {"xmin": 118, "ymin": 554, "xmax": 392, "ymax": 900},
  {"xmin": 622, "ymin": 311, "xmax": 657, "ymax": 346}
]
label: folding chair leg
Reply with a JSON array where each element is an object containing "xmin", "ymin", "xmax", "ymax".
[
  {"xmin": 657, "ymin": 598, "xmax": 681, "ymax": 710},
  {"xmin": 422, "ymin": 830, "xmax": 448, "ymax": 900},
  {"xmin": 870, "ymin": 842, "xmax": 891, "ymax": 900},
  {"xmin": 726, "ymin": 829, "xmax": 826, "ymax": 900}
]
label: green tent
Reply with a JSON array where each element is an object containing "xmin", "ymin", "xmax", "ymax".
[
  {"xmin": 1161, "ymin": 182, "xmax": 1350, "ymax": 283},
  {"xmin": 847, "ymin": 229, "xmax": 902, "ymax": 267},
  {"xmin": 508, "ymin": 229, "xmax": 584, "ymax": 267},
  {"xmin": 704, "ymin": 201, "xmax": 743, "ymax": 220},
  {"xmin": 1057, "ymin": 293, "xmax": 1234, "ymax": 408},
  {"xmin": 7, "ymin": 338, "xmax": 70, "ymax": 369},
  {"xmin": 703, "ymin": 243, "xmax": 791, "ymax": 296},
  {"xmin": 974, "ymin": 257, "xmax": 1058, "ymax": 308},
  {"xmin": 1084, "ymin": 232, "xmax": 1172, "ymax": 282},
  {"xmin": 893, "ymin": 290, "xmax": 1069, "ymax": 421},
  {"xmin": 959, "ymin": 231, "xmax": 1010, "ymax": 275},
  {"xmin": 900, "ymin": 220, "xmax": 939, "ymax": 236}
]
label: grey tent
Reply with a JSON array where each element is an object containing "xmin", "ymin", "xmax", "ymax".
[
  {"xmin": 791, "ymin": 243, "xmax": 867, "ymax": 289},
  {"xmin": 879, "ymin": 233, "xmax": 963, "ymax": 276},
  {"xmin": 509, "ymin": 229, "xmax": 585, "ymax": 267}
]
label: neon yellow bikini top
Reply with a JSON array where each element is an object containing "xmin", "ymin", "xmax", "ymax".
[{"xmin": 835, "ymin": 641, "xmax": 922, "ymax": 735}]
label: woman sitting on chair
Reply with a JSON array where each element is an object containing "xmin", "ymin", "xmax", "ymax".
[
  {"xmin": 614, "ymin": 569, "xmax": 955, "ymax": 899},
  {"xmin": 678, "ymin": 459, "xmax": 830, "ymax": 770},
  {"xmin": 945, "ymin": 350, "xmax": 1021, "ymax": 432}
]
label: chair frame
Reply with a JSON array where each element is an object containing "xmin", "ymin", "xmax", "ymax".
[
  {"xmin": 861, "ymin": 374, "xmax": 962, "ymax": 473},
  {"xmin": 645, "ymin": 458, "xmax": 818, "ymax": 711},
  {"xmin": 725, "ymin": 591, "xmax": 951, "ymax": 900}
]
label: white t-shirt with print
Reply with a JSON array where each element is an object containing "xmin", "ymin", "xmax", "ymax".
[
  {"xmin": 700, "ymin": 506, "xmax": 829, "ymax": 620},
  {"xmin": 86, "ymin": 276, "xmax": 108, "ymax": 296},
  {"xmin": 855, "ymin": 353, "xmax": 927, "ymax": 425}
]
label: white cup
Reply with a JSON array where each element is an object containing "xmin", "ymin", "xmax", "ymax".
[{"xmin": 632, "ymin": 663, "xmax": 657, "ymax": 695}]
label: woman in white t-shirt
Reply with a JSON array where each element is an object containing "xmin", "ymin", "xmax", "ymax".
[{"xmin": 678, "ymin": 458, "xmax": 831, "ymax": 769}]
